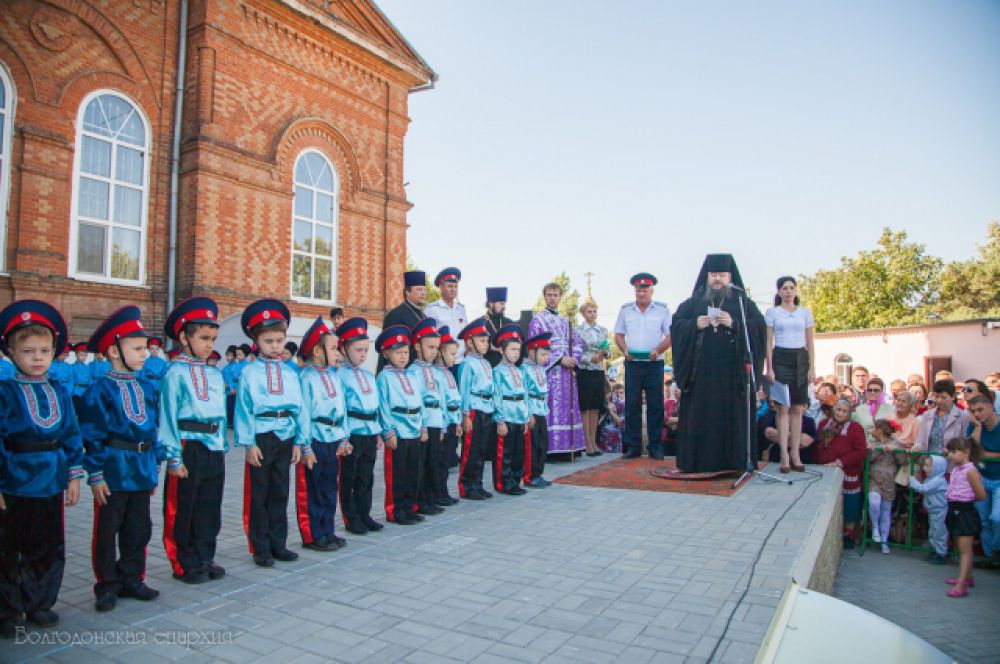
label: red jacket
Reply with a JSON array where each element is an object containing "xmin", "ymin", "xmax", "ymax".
[{"xmin": 815, "ymin": 419, "xmax": 868, "ymax": 492}]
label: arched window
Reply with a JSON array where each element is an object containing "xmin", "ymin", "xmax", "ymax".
[
  {"xmin": 70, "ymin": 91, "xmax": 150, "ymax": 284},
  {"xmin": 291, "ymin": 150, "xmax": 338, "ymax": 302},
  {"xmin": 835, "ymin": 353, "xmax": 853, "ymax": 387},
  {"xmin": 0, "ymin": 64, "xmax": 13, "ymax": 272}
]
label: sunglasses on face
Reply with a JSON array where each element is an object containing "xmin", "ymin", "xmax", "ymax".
[{"xmin": 867, "ymin": 388, "xmax": 882, "ymax": 393}]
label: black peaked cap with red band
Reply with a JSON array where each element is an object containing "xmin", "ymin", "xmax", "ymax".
[
  {"xmin": 88, "ymin": 306, "xmax": 148, "ymax": 355},
  {"xmin": 0, "ymin": 299, "xmax": 68, "ymax": 356},
  {"xmin": 241, "ymin": 298, "xmax": 290, "ymax": 337},
  {"xmin": 434, "ymin": 267, "xmax": 461, "ymax": 287},
  {"xmin": 164, "ymin": 296, "xmax": 219, "ymax": 342},
  {"xmin": 335, "ymin": 317, "xmax": 368, "ymax": 348},
  {"xmin": 458, "ymin": 318, "xmax": 489, "ymax": 340},
  {"xmin": 299, "ymin": 316, "xmax": 333, "ymax": 358},
  {"xmin": 376, "ymin": 325, "xmax": 411, "ymax": 352},
  {"xmin": 630, "ymin": 272, "xmax": 657, "ymax": 288},
  {"xmin": 492, "ymin": 323, "xmax": 522, "ymax": 348},
  {"xmin": 72, "ymin": 342, "xmax": 89, "ymax": 353},
  {"xmin": 438, "ymin": 325, "xmax": 458, "ymax": 345},
  {"xmin": 525, "ymin": 332, "xmax": 553, "ymax": 351},
  {"xmin": 411, "ymin": 318, "xmax": 440, "ymax": 345}
]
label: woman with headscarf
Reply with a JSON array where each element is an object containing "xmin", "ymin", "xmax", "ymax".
[
  {"xmin": 851, "ymin": 377, "xmax": 895, "ymax": 443},
  {"xmin": 815, "ymin": 398, "xmax": 869, "ymax": 549}
]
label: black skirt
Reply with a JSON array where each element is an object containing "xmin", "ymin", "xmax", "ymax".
[
  {"xmin": 576, "ymin": 369, "xmax": 606, "ymax": 411},
  {"xmin": 946, "ymin": 501, "xmax": 982, "ymax": 538},
  {"xmin": 772, "ymin": 347, "xmax": 810, "ymax": 405}
]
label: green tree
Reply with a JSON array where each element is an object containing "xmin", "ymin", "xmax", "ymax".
[
  {"xmin": 798, "ymin": 228, "xmax": 943, "ymax": 332},
  {"xmin": 934, "ymin": 220, "xmax": 1000, "ymax": 320},
  {"xmin": 406, "ymin": 255, "xmax": 441, "ymax": 304},
  {"xmin": 532, "ymin": 272, "xmax": 582, "ymax": 325}
]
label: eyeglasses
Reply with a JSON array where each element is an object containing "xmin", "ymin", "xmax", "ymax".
[{"xmin": 867, "ymin": 388, "xmax": 882, "ymax": 393}]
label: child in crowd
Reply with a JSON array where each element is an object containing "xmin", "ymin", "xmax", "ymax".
[
  {"xmin": 80, "ymin": 307, "xmax": 161, "ymax": 612},
  {"xmin": 408, "ymin": 319, "xmax": 447, "ymax": 516},
  {"xmin": 458, "ymin": 318, "xmax": 495, "ymax": 499},
  {"xmin": 336, "ymin": 318, "xmax": 383, "ymax": 535},
  {"xmin": 0, "ymin": 348, "xmax": 14, "ymax": 381},
  {"xmin": 296, "ymin": 317, "xmax": 351, "ymax": 551},
  {"xmin": 206, "ymin": 350, "xmax": 221, "ymax": 366},
  {"xmin": 522, "ymin": 332, "xmax": 553, "ymax": 487},
  {"xmin": 868, "ymin": 419, "xmax": 900, "ymax": 554},
  {"xmin": 943, "ymin": 437, "xmax": 986, "ymax": 597},
  {"xmin": 140, "ymin": 337, "xmax": 168, "ymax": 393},
  {"xmin": 49, "ymin": 344, "xmax": 73, "ymax": 393},
  {"xmin": 0, "ymin": 301, "xmax": 83, "ymax": 637},
  {"xmin": 492, "ymin": 324, "xmax": 529, "ymax": 495},
  {"xmin": 600, "ymin": 382, "xmax": 625, "ymax": 454},
  {"xmin": 159, "ymin": 297, "xmax": 228, "ymax": 584},
  {"xmin": 70, "ymin": 342, "xmax": 92, "ymax": 411},
  {"xmin": 909, "ymin": 454, "xmax": 949, "ymax": 565},
  {"xmin": 376, "ymin": 325, "xmax": 427, "ymax": 524},
  {"xmin": 235, "ymin": 299, "xmax": 308, "ymax": 567},
  {"xmin": 434, "ymin": 326, "xmax": 463, "ymax": 495}
]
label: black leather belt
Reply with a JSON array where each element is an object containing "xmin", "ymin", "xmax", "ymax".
[
  {"xmin": 392, "ymin": 407, "xmax": 421, "ymax": 415},
  {"xmin": 258, "ymin": 410, "xmax": 293, "ymax": 419},
  {"xmin": 502, "ymin": 395, "xmax": 525, "ymax": 401},
  {"xmin": 178, "ymin": 420, "xmax": 219, "ymax": 434},
  {"xmin": 108, "ymin": 439, "xmax": 154, "ymax": 454},
  {"xmin": 473, "ymin": 392, "xmax": 493, "ymax": 399},
  {"xmin": 446, "ymin": 405, "xmax": 460, "ymax": 412},
  {"xmin": 424, "ymin": 403, "xmax": 440, "ymax": 409},
  {"xmin": 348, "ymin": 410, "xmax": 377, "ymax": 421},
  {"xmin": 531, "ymin": 395, "xmax": 545, "ymax": 400},
  {"xmin": 5, "ymin": 438, "xmax": 60, "ymax": 453},
  {"xmin": 314, "ymin": 417, "xmax": 344, "ymax": 427}
]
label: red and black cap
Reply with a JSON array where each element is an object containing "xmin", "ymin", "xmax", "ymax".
[
  {"xmin": 411, "ymin": 318, "xmax": 440, "ymax": 345},
  {"xmin": 376, "ymin": 325, "xmax": 410, "ymax": 352},
  {"xmin": 438, "ymin": 325, "xmax": 458, "ymax": 346},
  {"xmin": 458, "ymin": 318, "xmax": 489, "ymax": 340},
  {"xmin": 434, "ymin": 267, "xmax": 461, "ymax": 287},
  {"xmin": 208, "ymin": 350, "xmax": 221, "ymax": 361},
  {"xmin": 167, "ymin": 348, "xmax": 181, "ymax": 360},
  {"xmin": 72, "ymin": 342, "xmax": 89, "ymax": 353},
  {"xmin": 165, "ymin": 296, "xmax": 219, "ymax": 341},
  {"xmin": 299, "ymin": 316, "xmax": 333, "ymax": 359},
  {"xmin": 0, "ymin": 299, "xmax": 68, "ymax": 356},
  {"xmin": 241, "ymin": 299, "xmax": 290, "ymax": 337},
  {"xmin": 525, "ymin": 332, "xmax": 553, "ymax": 351},
  {"xmin": 630, "ymin": 273, "xmax": 657, "ymax": 288},
  {"xmin": 335, "ymin": 317, "xmax": 369, "ymax": 348},
  {"xmin": 148, "ymin": 337, "xmax": 162, "ymax": 348},
  {"xmin": 492, "ymin": 323, "xmax": 522, "ymax": 348},
  {"xmin": 88, "ymin": 306, "xmax": 148, "ymax": 355}
]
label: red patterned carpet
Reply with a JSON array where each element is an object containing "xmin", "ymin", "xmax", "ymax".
[{"xmin": 554, "ymin": 456, "xmax": 757, "ymax": 497}]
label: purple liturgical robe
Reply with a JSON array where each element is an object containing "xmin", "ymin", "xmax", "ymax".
[{"xmin": 529, "ymin": 309, "xmax": 585, "ymax": 453}]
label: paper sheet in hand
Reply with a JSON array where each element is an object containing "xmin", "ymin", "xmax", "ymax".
[
  {"xmin": 707, "ymin": 306, "xmax": 722, "ymax": 323},
  {"xmin": 770, "ymin": 381, "xmax": 791, "ymax": 406}
]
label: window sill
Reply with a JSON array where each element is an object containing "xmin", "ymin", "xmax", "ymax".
[
  {"xmin": 290, "ymin": 296, "xmax": 339, "ymax": 307},
  {"xmin": 69, "ymin": 274, "xmax": 150, "ymax": 289}
]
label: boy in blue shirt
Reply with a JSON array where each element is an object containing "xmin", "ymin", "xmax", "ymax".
[
  {"xmin": 522, "ymin": 333, "xmax": 553, "ymax": 488},
  {"xmin": 49, "ymin": 344, "xmax": 73, "ymax": 394},
  {"xmin": 70, "ymin": 341, "xmax": 92, "ymax": 412},
  {"xmin": 336, "ymin": 318, "xmax": 383, "ymax": 535},
  {"xmin": 0, "ymin": 349, "xmax": 14, "ymax": 381},
  {"xmin": 159, "ymin": 296, "xmax": 227, "ymax": 585},
  {"xmin": 376, "ymin": 325, "xmax": 427, "ymax": 525},
  {"xmin": 408, "ymin": 318, "xmax": 446, "ymax": 516},
  {"xmin": 80, "ymin": 307, "xmax": 162, "ymax": 612},
  {"xmin": 0, "ymin": 300, "xmax": 83, "ymax": 637},
  {"xmin": 492, "ymin": 324, "xmax": 529, "ymax": 495},
  {"xmin": 235, "ymin": 299, "xmax": 309, "ymax": 567},
  {"xmin": 90, "ymin": 352, "xmax": 111, "ymax": 381},
  {"xmin": 296, "ymin": 317, "xmax": 351, "ymax": 552},
  {"xmin": 458, "ymin": 318, "xmax": 495, "ymax": 500},
  {"xmin": 434, "ymin": 325, "xmax": 462, "ymax": 503}
]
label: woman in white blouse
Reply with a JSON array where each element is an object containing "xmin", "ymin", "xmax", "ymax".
[
  {"xmin": 578, "ymin": 301, "xmax": 610, "ymax": 456},
  {"xmin": 764, "ymin": 276, "xmax": 815, "ymax": 473}
]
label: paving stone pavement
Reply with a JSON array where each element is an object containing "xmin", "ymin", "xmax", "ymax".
[
  {"xmin": 4, "ymin": 446, "xmax": 841, "ymax": 664},
  {"xmin": 834, "ymin": 545, "xmax": 1000, "ymax": 663}
]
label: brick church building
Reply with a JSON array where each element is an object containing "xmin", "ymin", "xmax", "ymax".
[{"xmin": 0, "ymin": 0, "xmax": 435, "ymax": 339}]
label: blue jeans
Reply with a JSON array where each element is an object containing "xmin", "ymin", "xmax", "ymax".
[{"xmin": 975, "ymin": 476, "xmax": 1000, "ymax": 556}]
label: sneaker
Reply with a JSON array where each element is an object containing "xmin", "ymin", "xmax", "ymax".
[
  {"xmin": 880, "ymin": 543, "xmax": 890, "ymax": 554},
  {"xmin": 871, "ymin": 531, "xmax": 881, "ymax": 543}
]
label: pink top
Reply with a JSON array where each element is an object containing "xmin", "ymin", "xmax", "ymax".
[{"xmin": 946, "ymin": 462, "xmax": 977, "ymax": 502}]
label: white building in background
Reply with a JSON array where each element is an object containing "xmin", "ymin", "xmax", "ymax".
[{"xmin": 814, "ymin": 318, "xmax": 1000, "ymax": 385}]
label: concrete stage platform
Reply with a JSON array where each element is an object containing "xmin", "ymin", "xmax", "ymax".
[{"xmin": 6, "ymin": 452, "xmax": 843, "ymax": 664}]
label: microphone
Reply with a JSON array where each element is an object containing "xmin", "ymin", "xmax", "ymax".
[{"xmin": 729, "ymin": 284, "xmax": 745, "ymax": 293}]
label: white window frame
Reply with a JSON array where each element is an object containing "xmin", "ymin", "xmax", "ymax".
[
  {"xmin": 289, "ymin": 149, "xmax": 339, "ymax": 305},
  {"xmin": 0, "ymin": 63, "xmax": 14, "ymax": 274},
  {"xmin": 68, "ymin": 90, "xmax": 151, "ymax": 286}
]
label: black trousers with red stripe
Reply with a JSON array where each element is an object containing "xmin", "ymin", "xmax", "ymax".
[
  {"xmin": 163, "ymin": 440, "xmax": 225, "ymax": 577},
  {"xmin": 437, "ymin": 424, "xmax": 459, "ymax": 501},
  {"xmin": 340, "ymin": 434, "xmax": 377, "ymax": 524},
  {"xmin": 295, "ymin": 441, "xmax": 339, "ymax": 545},
  {"xmin": 417, "ymin": 427, "xmax": 442, "ymax": 512},
  {"xmin": 460, "ymin": 411, "xmax": 495, "ymax": 497},
  {"xmin": 0, "ymin": 493, "xmax": 64, "ymax": 621},
  {"xmin": 495, "ymin": 423, "xmax": 526, "ymax": 493},
  {"xmin": 526, "ymin": 417, "xmax": 549, "ymax": 482},
  {"xmin": 244, "ymin": 432, "xmax": 294, "ymax": 556},
  {"xmin": 385, "ymin": 437, "xmax": 420, "ymax": 522},
  {"xmin": 92, "ymin": 490, "xmax": 151, "ymax": 596}
]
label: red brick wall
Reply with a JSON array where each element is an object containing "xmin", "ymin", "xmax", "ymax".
[{"xmin": 0, "ymin": 0, "xmax": 419, "ymax": 338}]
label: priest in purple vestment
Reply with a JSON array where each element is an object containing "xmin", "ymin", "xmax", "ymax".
[{"xmin": 529, "ymin": 282, "xmax": 585, "ymax": 454}]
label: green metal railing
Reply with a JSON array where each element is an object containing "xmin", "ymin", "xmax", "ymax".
[{"xmin": 859, "ymin": 448, "xmax": 994, "ymax": 558}]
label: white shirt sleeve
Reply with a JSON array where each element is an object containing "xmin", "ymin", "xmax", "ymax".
[
  {"xmin": 661, "ymin": 305, "xmax": 672, "ymax": 336},
  {"xmin": 764, "ymin": 307, "xmax": 776, "ymax": 328},
  {"xmin": 613, "ymin": 306, "xmax": 628, "ymax": 336},
  {"xmin": 802, "ymin": 306, "xmax": 815, "ymax": 329}
]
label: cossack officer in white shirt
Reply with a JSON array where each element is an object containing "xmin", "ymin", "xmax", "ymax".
[{"xmin": 423, "ymin": 268, "xmax": 469, "ymax": 363}]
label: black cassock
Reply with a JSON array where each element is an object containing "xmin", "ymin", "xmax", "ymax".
[{"xmin": 671, "ymin": 256, "xmax": 766, "ymax": 473}]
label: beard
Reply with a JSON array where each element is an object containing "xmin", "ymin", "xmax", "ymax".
[{"xmin": 698, "ymin": 283, "xmax": 733, "ymax": 304}]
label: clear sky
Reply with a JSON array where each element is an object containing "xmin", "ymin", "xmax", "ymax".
[{"xmin": 377, "ymin": 0, "xmax": 1000, "ymax": 326}]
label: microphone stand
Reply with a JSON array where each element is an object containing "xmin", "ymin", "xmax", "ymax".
[{"xmin": 732, "ymin": 287, "xmax": 790, "ymax": 488}]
